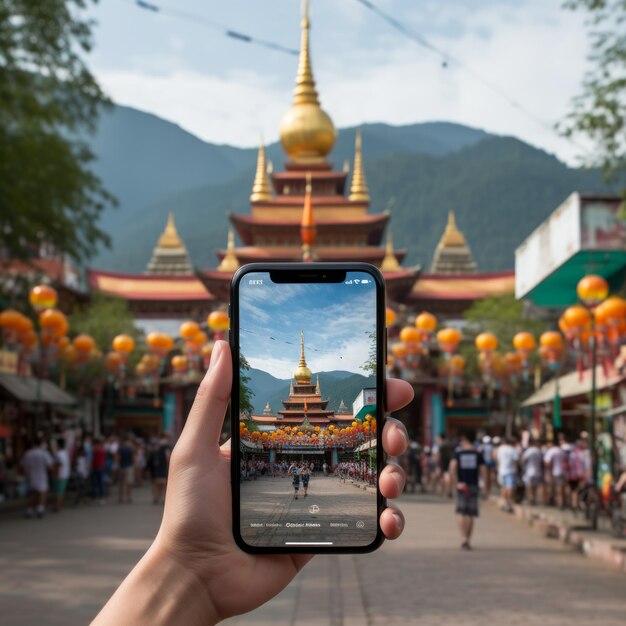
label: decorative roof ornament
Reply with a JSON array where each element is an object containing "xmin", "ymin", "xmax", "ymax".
[
  {"xmin": 380, "ymin": 230, "xmax": 400, "ymax": 271},
  {"xmin": 146, "ymin": 212, "xmax": 193, "ymax": 275},
  {"xmin": 217, "ymin": 229, "xmax": 240, "ymax": 272},
  {"xmin": 337, "ymin": 399, "xmax": 349, "ymax": 414},
  {"xmin": 262, "ymin": 401, "xmax": 273, "ymax": 416},
  {"xmin": 349, "ymin": 129, "xmax": 369, "ymax": 202},
  {"xmin": 250, "ymin": 140, "xmax": 273, "ymax": 202},
  {"xmin": 301, "ymin": 172, "xmax": 317, "ymax": 262},
  {"xmin": 293, "ymin": 330, "xmax": 313, "ymax": 383},
  {"xmin": 430, "ymin": 210, "xmax": 477, "ymax": 274},
  {"xmin": 315, "ymin": 373, "xmax": 321, "ymax": 395},
  {"xmin": 279, "ymin": 0, "xmax": 336, "ymax": 162}
]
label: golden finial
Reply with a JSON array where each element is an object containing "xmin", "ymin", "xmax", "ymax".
[
  {"xmin": 315, "ymin": 373, "xmax": 320, "ymax": 395},
  {"xmin": 217, "ymin": 229, "xmax": 240, "ymax": 272},
  {"xmin": 343, "ymin": 159, "xmax": 350, "ymax": 173},
  {"xmin": 279, "ymin": 0, "xmax": 336, "ymax": 162},
  {"xmin": 293, "ymin": 330, "xmax": 312, "ymax": 383},
  {"xmin": 157, "ymin": 212, "xmax": 184, "ymax": 249},
  {"xmin": 439, "ymin": 210, "xmax": 466, "ymax": 248},
  {"xmin": 349, "ymin": 129, "xmax": 369, "ymax": 202},
  {"xmin": 250, "ymin": 140, "xmax": 272, "ymax": 202},
  {"xmin": 380, "ymin": 230, "xmax": 400, "ymax": 271}
]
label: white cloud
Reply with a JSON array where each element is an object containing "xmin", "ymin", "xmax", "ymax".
[{"xmin": 95, "ymin": 1, "xmax": 591, "ymax": 164}]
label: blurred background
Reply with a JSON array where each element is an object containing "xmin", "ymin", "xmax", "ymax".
[{"xmin": 1, "ymin": 1, "xmax": 626, "ymax": 624}]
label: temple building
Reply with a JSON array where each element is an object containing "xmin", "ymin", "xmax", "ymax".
[
  {"xmin": 250, "ymin": 332, "xmax": 354, "ymax": 429},
  {"xmin": 199, "ymin": 2, "xmax": 419, "ymax": 302},
  {"xmin": 88, "ymin": 213, "xmax": 213, "ymax": 327},
  {"xmin": 430, "ymin": 211, "xmax": 477, "ymax": 274}
]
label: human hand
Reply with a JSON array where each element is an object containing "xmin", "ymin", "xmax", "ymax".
[{"xmin": 93, "ymin": 340, "xmax": 413, "ymax": 625}]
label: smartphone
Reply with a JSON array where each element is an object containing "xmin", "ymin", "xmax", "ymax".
[{"xmin": 230, "ymin": 263, "xmax": 386, "ymax": 554}]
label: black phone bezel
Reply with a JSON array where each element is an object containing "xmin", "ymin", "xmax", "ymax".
[{"xmin": 229, "ymin": 262, "xmax": 387, "ymax": 554}]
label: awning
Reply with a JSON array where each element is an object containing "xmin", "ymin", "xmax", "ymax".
[
  {"xmin": 521, "ymin": 366, "xmax": 625, "ymax": 408},
  {"xmin": 0, "ymin": 373, "xmax": 76, "ymax": 405}
]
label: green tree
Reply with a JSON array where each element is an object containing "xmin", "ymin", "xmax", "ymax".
[
  {"xmin": 69, "ymin": 295, "xmax": 140, "ymax": 354},
  {"xmin": 461, "ymin": 294, "xmax": 547, "ymax": 376},
  {"xmin": 239, "ymin": 351, "xmax": 255, "ymax": 415},
  {"xmin": 361, "ymin": 330, "xmax": 377, "ymax": 377},
  {"xmin": 0, "ymin": 0, "xmax": 113, "ymax": 262},
  {"xmin": 562, "ymin": 0, "xmax": 626, "ymax": 191}
]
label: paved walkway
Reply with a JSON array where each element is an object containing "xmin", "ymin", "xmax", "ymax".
[{"xmin": 1, "ymin": 489, "xmax": 626, "ymax": 625}]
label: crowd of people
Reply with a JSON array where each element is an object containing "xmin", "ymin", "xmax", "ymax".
[
  {"xmin": 0, "ymin": 431, "xmax": 172, "ymax": 518},
  {"xmin": 401, "ymin": 431, "xmax": 603, "ymax": 512}
]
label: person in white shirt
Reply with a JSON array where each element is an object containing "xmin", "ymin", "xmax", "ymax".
[
  {"xmin": 21, "ymin": 438, "xmax": 54, "ymax": 518},
  {"xmin": 53, "ymin": 438, "xmax": 71, "ymax": 512},
  {"xmin": 496, "ymin": 438, "xmax": 519, "ymax": 512},
  {"xmin": 544, "ymin": 439, "xmax": 565, "ymax": 508},
  {"xmin": 521, "ymin": 439, "xmax": 543, "ymax": 505}
]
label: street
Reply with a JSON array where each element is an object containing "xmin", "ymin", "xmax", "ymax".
[
  {"xmin": 1, "ymin": 489, "xmax": 626, "ymax": 626},
  {"xmin": 240, "ymin": 475, "xmax": 376, "ymax": 547}
]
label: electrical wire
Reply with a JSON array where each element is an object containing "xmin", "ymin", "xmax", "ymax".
[
  {"xmin": 125, "ymin": 0, "xmax": 298, "ymax": 57},
  {"xmin": 354, "ymin": 0, "xmax": 591, "ymax": 154}
]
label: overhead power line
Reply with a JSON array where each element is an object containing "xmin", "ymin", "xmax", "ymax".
[
  {"xmin": 125, "ymin": 0, "xmax": 298, "ymax": 57},
  {"xmin": 354, "ymin": 0, "xmax": 590, "ymax": 154}
]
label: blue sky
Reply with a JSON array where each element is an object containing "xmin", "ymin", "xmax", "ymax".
[
  {"xmin": 239, "ymin": 272, "xmax": 376, "ymax": 378},
  {"xmin": 87, "ymin": 0, "xmax": 591, "ymax": 164}
]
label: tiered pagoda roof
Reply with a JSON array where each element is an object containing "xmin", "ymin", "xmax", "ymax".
[
  {"xmin": 430, "ymin": 210, "xmax": 477, "ymax": 274},
  {"xmin": 146, "ymin": 213, "xmax": 193, "ymax": 276}
]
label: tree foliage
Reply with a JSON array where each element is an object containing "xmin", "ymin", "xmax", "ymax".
[
  {"xmin": 69, "ymin": 294, "xmax": 140, "ymax": 354},
  {"xmin": 562, "ymin": 0, "xmax": 626, "ymax": 189},
  {"xmin": 0, "ymin": 0, "xmax": 113, "ymax": 262},
  {"xmin": 239, "ymin": 351, "xmax": 255, "ymax": 415}
]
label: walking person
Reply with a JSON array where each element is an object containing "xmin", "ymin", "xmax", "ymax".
[
  {"xmin": 117, "ymin": 435, "xmax": 135, "ymax": 504},
  {"xmin": 288, "ymin": 462, "xmax": 301, "ymax": 499},
  {"xmin": 301, "ymin": 464, "xmax": 310, "ymax": 497},
  {"xmin": 497, "ymin": 437, "xmax": 519, "ymax": 512},
  {"xmin": 53, "ymin": 438, "xmax": 71, "ymax": 512},
  {"xmin": 521, "ymin": 438, "xmax": 543, "ymax": 505},
  {"xmin": 481, "ymin": 436, "xmax": 496, "ymax": 499},
  {"xmin": 91, "ymin": 438, "xmax": 107, "ymax": 504},
  {"xmin": 21, "ymin": 438, "xmax": 54, "ymax": 519},
  {"xmin": 544, "ymin": 439, "xmax": 565, "ymax": 508},
  {"xmin": 73, "ymin": 444, "xmax": 90, "ymax": 506},
  {"xmin": 449, "ymin": 429, "xmax": 485, "ymax": 550},
  {"xmin": 147, "ymin": 435, "xmax": 171, "ymax": 505}
]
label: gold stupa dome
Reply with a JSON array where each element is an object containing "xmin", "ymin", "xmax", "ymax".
[
  {"xmin": 279, "ymin": 0, "xmax": 336, "ymax": 162},
  {"xmin": 293, "ymin": 331, "xmax": 312, "ymax": 383},
  {"xmin": 440, "ymin": 210, "xmax": 467, "ymax": 247}
]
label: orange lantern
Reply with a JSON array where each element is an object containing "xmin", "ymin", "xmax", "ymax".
[
  {"xmin": 504, "ymin": 351, "xmax": 522, "ymax": 371},
  {"xmin": 21, "ymin": 329, "xmax": 38, "ymax": 349},
  {"xmin": 385, "ymin": 307, "xmax": 397, "ymax": 327},
  {"xmin": 105, "ymin": 351, "xmax": 123, "ymax": 372},
  {"xmin": 39, "ymin": 308, "xmax": 66, "ymax": 333},
  {"xmin": 191, "ymin": 331, "xmax": 208, "ymax": 349},
  {"xmin": 415, "ymin": 311, "xmax": 437, "ymax": 333},
  {"xmin": 207, "ymin": 310, "xmax": 229, "ymax": 332},
  {"xmin": 29, "ymin": 285, "xmax": 58, "ymax": 311},
  {"xmin": 73, "ymin": 334, "xmax": 96, "ymax": 355},
  {"xmin": 437, "ymin": 327, "xmax": 462, "ymax": 352},
  {"xmin": 577, "ymin": 274, "xmax": 609, "ymax": 307},
  {"xmin": 57, "ymin": 336, "xmax": 70, "ymax": 351},
  {"xmin": 112, "ymin": 334, "xmax": 135, "ymax": 354},
  {"xmin": 596, "ymin": 296, "xmax": 626, "ymax": 324},
  {"xmin": 399, "ymin": 326, "xmax": 421, "ymax": 344},
  {"xmin": 390, "ymin": 342, "xmax": 408, "ymax": 359},
  {"xmin": 475, "ymin": 332, "xmax": 498, "ymax": 352},
  {"xmin": 63, "ymin": 345, "xmax": 78, "ymax": 365},
  {"xmin": 171, "ymin": 354, "xmax": 188, "ymax": 373},
  {"xmin": 135, "ymin": 362, "xmax": 148, "ymax": 377},
  {"xmin": 180, "ymin": 320, "xmax": 200, "ymax": 341},
  {"xmin": 540, "ymin": 331, "xmax": 564, "ymax": 351},
  {"xmin": 0, "ymin": 309, "xmax": 24, "ymax": 330},
  {"xmin": 141, "ymin": 353, "xmax": 160, "ymax": 372},
  {"xmin": 513, "ymin": 332, "xmax": 536, "ymax": 353},
  {"xmin": 450, "ymin": 354, "xmax": 465, "ymax": 374},
  {"xmin": 563, "ymin": 305, "xmax": 591, "ymax": 329},
  {"xmin": 146, "ymin": 332, "xmax": 174, "ymax": 356}
]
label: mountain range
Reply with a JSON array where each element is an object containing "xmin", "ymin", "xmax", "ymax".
[
  {"xmin": 87, "ymin": 105, "xmax": 611, "ymax": 273},
  {"xmin": 246, "ymin": 368, "xmax": 375, "ymax": 416}
]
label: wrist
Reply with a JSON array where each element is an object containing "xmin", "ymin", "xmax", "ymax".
[{"xmin": 94, "ymin": 539, "xmax": 221, "ymax": 626}]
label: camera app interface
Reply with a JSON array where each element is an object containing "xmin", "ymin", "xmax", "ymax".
[{"xmin": 238, "ymin": 271, "xmax": 378, "ymax": 548}]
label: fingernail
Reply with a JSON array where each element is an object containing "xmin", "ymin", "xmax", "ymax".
[
  {"xmin": 392, "ymin": 511, "xmax": 403, "ymax": 531},
  {"xmin": 208, "ymin": 341, "xmax": 223, "ymax": 372}
]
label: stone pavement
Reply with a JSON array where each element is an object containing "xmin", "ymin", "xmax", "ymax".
[
  {"xmin": 2, "ymin": 489, "xmax": 626, "ymax": 625},
  {"xmin": 240, "ymin": 475, "xmax": 376, "ymax": 547}
]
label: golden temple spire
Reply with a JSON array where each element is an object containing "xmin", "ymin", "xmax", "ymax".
[
  {"xmin": 301, "ymin": 173, "xmax": 316, "ymax": 262},
  {"xmin": 279, "ymin": 0, "xmax": 336, "ymax": 162},
  {"xmin": 380, "ymin": 230, "xmax": 400, "ymax": 271},
  {"xmin": 217, "ymin": 229, "xmax": 240, "ymax": 272},
  {"xmin": 439, "ymin": 210, "xmax": 467, "ymax": 248},
  {"xmin": 250, "ymin": 140, "xmax": 272, "ymax": 202},
  {"xmin": 349, "ymin": 129, "xmax": 369, "ymax": 202},
  {"xmin": 315, "ymin": 373, "xmax": 320, "ymax": 395},
  {"xmin": 293, "ymin": 330, "xmax": 312, "ymax": 383},
  {"xmin": 157, "ymin": 212, "xmax": 184, "ymax": 249}
]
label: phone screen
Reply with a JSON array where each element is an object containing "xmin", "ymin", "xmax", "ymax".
[{"xmin": 235, "ymin": 270, "xmax": 380, "ymax": 549}]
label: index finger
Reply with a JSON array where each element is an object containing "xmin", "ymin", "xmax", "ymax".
[{"xmin": 386, "ymin": 378, "xmax": 413, "ymax": 412}]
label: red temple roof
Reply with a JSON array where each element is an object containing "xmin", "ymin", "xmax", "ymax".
[
  {"xmin": 88, "ymin": 269, "xmax": 213, "ymax": 302},
  {"xmin": 409, "ymin": 270, "xmax": 515, "ymax": 301}
]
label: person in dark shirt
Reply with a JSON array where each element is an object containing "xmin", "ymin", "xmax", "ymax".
[
  {"xmin": 116, "ymin": 436, "xmax": 135, "ymax": 504},
  {"xmin": 449, "ymin": 429, "xmax": 485, "ymax": 550},
  {"xmin": 91, "ymin": 438, "xmax": 107, "ymax": 504}
]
